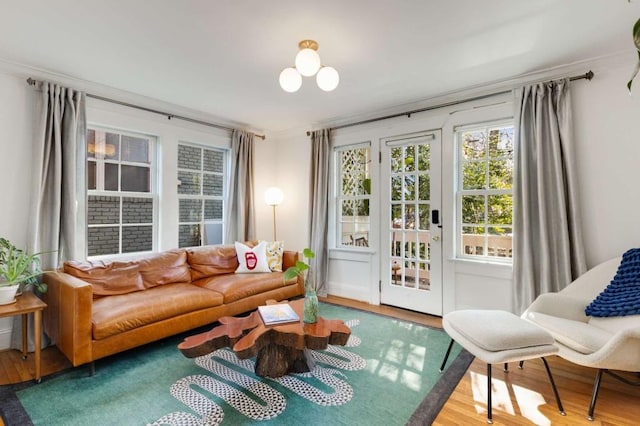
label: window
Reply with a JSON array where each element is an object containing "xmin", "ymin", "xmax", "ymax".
[
  {"xmin": 177, "ymin": 144, "xmax": 226, "ymax": 248},
  {"xmin": 336, "ymin": 143, "xmax": 371, "ymax": 248},
  {"xmin": 456, "ymin": 121, "xmax": 514, "ymax": 260},
  {"xmin": 86, "ymin": 127, "xmax": 156, "ymax": 256}
]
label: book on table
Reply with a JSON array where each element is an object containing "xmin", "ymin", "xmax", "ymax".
[{"xmin": 258, "ymin": 303, "xmax": 300, "ymax": 325}]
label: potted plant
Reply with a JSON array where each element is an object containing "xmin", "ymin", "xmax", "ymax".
[
  {"xmin": 0, "ymin": 238, "xmax": 48, "ymax": 305},
  {"xmin": 284, "ymin": 248, "xmax": 318, "ymax": 323}
]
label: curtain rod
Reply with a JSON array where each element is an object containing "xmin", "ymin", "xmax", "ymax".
[
  {"xmin": 306, "ymin": 70, "xmax": 594, "ymax": 136},
  {"xmin": 26, "ymin": 78, "xmax": 266, "ymax": 140}
]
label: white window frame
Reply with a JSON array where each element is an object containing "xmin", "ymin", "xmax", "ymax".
[
  {"xmin": 86, "ymin": 126, "xmax": 158, "ymax": 258},
  {"xmin": 177, "ymin": 142, "xmax": 227, "ymax": 248},
  {"xmin": 334, "ymin": 142, "xmax": 372, "ymax": 250},
  {"xmin": 455, "ymin": 119, "xmax": 514, "ymax": 263}
]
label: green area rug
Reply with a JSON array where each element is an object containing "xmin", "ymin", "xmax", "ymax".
[{"xmin": 0, "ymin": 303, "xmax": 472, "ymax": 425}]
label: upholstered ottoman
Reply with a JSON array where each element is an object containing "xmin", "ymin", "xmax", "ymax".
[{"xmin": 440, "ymin": 310, "xmax": 565, "ymax": 423}]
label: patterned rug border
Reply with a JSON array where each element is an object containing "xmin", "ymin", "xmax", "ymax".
[{"xmin": 0, "ymin": 301, "xmax": 472, "ymax": 426}]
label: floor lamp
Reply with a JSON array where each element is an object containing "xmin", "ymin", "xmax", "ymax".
[{"xmin": 264, "ymin": 187, "xmax": 284, "ymax": 240}]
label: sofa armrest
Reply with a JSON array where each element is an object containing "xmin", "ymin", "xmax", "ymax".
[{"xmin": 42, "ymin": 271, "xmax": 94, "ymax": 366}]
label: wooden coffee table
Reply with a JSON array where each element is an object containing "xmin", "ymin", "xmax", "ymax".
[{"xmin": 178, "ymin": 299, "xmax": 351, "ymax": 378}]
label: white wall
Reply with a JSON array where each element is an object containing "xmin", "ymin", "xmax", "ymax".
[{"xmin": 0, "ymin": 71, "xmax": 36, "ymax": 347}]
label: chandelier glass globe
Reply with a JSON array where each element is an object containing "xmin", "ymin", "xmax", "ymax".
[
  {"xmin": 279, "ymin": 67, "xmax": 302, "ymax": 93},
  {"xmin": 316, "ymin": 66, "xmax": 340, "ymax": 91},
  {"xmin": 295, "ymin": 48, "xmax": 321, "ymax": 77}
]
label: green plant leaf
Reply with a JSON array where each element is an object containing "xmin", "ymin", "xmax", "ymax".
[
  {"xmin": 295, "ymin": 261, "xmax": 309, "ymax": 271},
  {"xmin": 284, "ymin": 266, "xmax": 299, "ymax": 281},
  {"xmin": 634, "ymin": 17, "xmax": 640, "ymax": 50},
  {"xmin": 628, "ymin": 52, "xmax": 640, "ymax": 93},
  {"xmin": 303, "ymin": 248, "xmax": 315, "ymax": 259}
]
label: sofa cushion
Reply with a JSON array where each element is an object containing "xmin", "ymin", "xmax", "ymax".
[
  {"xmin": 91, "ymin": 283, "xmax": 224, "ymax": 340},
  {"xmin": 526, "ymin": 312, "xmax": 613, "ymax": 354},
  {"xmin": 193, "ymin": 272, "xmax": 297, "ymax": 304},
  {"xmin": 187, "ymin": 245, "xmax": 240, "ymax": 281},
  {"xmin": 138, "ymin": 249, "xmax": 191, "ymax": 288},
  {"xmin": 64, "ymin": 260, "xmax": 144, "ymax": 298}
]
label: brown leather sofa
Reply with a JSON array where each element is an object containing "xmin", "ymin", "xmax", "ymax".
[{"xmin": 42, "ymin": 244, "xmax": 303, "ymax": 368}]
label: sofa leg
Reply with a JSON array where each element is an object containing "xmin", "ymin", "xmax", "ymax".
[
  {"xmin": 88, "ymin": 361, "xmax": 95, "ymax": 377},
  {"xmin": 588, "ymin": 369, "xmax": 605, "ymax": 421}
]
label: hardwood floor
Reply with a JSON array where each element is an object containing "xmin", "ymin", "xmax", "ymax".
[{"xmin": 1, "ymin": 295, "xmax": 639, "ymax": 425}]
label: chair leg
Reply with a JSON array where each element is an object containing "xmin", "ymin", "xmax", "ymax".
[
  {"xmin": 541, "ymin": 357, "xmax": 565, "ymax": 415},
  {"xmin": 487, "ymin": 363, "xmax": 493, "ymax": 424},
  {"xmin": 519, "ymin": 360, "xmax": 524, "ymax": 369},
  {"xmin": 439, "ymin": 338, "xmax": 455, "ymax": 372},
  {"xmin": 588, "ymin": 369, "xmax": 605, "ymax": 421},
  {"xmin": 504, "ymin": 363, "xmax": 508, "ymax": 373}
]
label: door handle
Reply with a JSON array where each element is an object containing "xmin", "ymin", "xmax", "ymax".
[{"xmin": 432, "ymin": 236, "xmax": 440, "ymax": 241}]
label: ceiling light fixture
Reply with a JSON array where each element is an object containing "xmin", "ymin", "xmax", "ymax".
[{"xmin": 279, "ymin": 39, "xmax": 339, "ymax": 93}]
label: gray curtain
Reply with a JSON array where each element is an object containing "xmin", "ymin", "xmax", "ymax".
[
  {"xmin": 309, "ymin": 129, "xmax": 331, "ymax": 296},
  {"xmin": 225, "ymin": 129, "xmax": 256, "ymax": 243},
  {"xmin": 513, "ymin": 78, "xmax": 586, "ymax": 314},
  {"xmin": 12, "ymin": 81, "xmax": 86, "ymax": 351}
]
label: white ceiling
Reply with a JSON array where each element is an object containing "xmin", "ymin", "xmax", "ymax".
[{"xmin": 1, "ymin": 1, "xmax": 638, "ymax": 133}]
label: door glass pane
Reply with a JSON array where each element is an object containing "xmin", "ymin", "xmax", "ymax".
[
  {"xmin": 391, "ymin": 147, "xmax": 402, "ymax": 173},
  {"xmin": 418, "ymin": 174, "xmax": 430, "ymax": 201},
  {"xmin": 418, "ymin": 203, "xmax": 430, "ymax": 230},
  {"xmin": 404, "ymin": 205, "xmax": 415, "ymax": 230},
  {"xmin": 391, "ymin": 176, "xmax": 402, "ymax": 201},
  {"xmin": 404, "ymin": 146, "xmax": 415, "ymax": 172},
  {"xmin": 391, "ymin": 204, "xmax": 402, "ymax": 229},
  {"xmin": 418, "ymin": 144, "xmax": 430, "ymax": 171},
  {"xmin": 404, "ymin": 175, "xmax": 415, "ymax": 201}
]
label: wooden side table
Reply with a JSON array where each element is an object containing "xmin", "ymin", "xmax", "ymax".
[{"xmin": 0, "ymin": 291, "xmax": 47, "ymax": 383}]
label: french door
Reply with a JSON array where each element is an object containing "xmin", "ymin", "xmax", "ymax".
[{"xmin": 380, "ymin": 130, "xmax": 442, "ymax": 315}]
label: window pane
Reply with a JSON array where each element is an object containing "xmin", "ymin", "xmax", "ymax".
[
  {"xmin": 418, "ymin": 203, "xmax": 430, "ymax": 231},
  {"xmin": 122, "ymin": 225, "xmax": 152, "ymax": 253},
  {"xmin": 122, "ymin": 197, "xmax": 153, "ymax": 224},
  {"xmin": 462, "ymin": 195, "xmax": 485, "ymax": 224},
  {"xmin": 121, "ymin": 165, "xmax": 150, "ymax": 192},
  {"xmin": 488, "ymin": 194, "xmax": 513, "ymax": 225},
  {"xmin": 87, "ymin": 129, "xmax": 96, "ymax": 159},
  {"xmin": 462, "ymin": 228, "xmax": 485, "ymax": 256},
  {"xmin": 340, "ymin": 147, "xmax": 369, "ymax": 196},
  {"xmin": 489, "ymin": 127, "xmax": 514, "ymax": 158},
  {"xmin": 179, "ymin": 224, "xmax": 201, "ymax": 248},
  {"xmin": 462, "ymin": 162, "xmax": 485, "ymax": 190},
  {"xmin": 462, "ymin": 130, "xmax": 486, "ymax": 161},
  {"xmin": 203, "ymin": 149, "xmax": 224, "ymax": 173},
  {"xmin": 418, "ymin": 174, "xmax": 430, "ymax": 201},
  {"xmin": 204, "ymin": 199, "xmax": 223, "ymax": 220},
  {"xmin": 87, "ymin": 226, "xmax": 119, "ymax": 256},
  {"xmin": 178, "ymin": 171, "xmax": 201, "ymax": 195},
  {"xmin": 105, "ymin": 163, "xmax": 119, "ymax": 191},
  {"xmin": 203, "ymin": 174, "xmax": 223, "ymax": 196},
  {"xmin": 355, "ymin": 199, "xmax": 369, "ymax": 217},
  {"xmin": 179, "ymin": 199, "xmax": 202, "ymax": 222},
  {"xmin": 404, "ymin": 145, "xmax": 415, "ymax": 172},
  {"xmin": 87, "ymin": 160, "xmax": 96, "ymax": 190},
  {"xmin": 178, "ymin": 145, "xmax": 201, "ymax": 170},
  {"xmin": 104, "ymin": 132, "xmax": 120, "ymax": 160},
  {"xmin": 488, "ymin": 159, "xmax": 513, "ymax": 189},
  {"xmin": 341, "ymin": 199, "xmax": 354, "ymax": 217},
  {"xmin": 121, "ymin": 135, "xmax": 150, "ymax": 163},
  {"xmin": 88, "ymin": 196, "xmax": 119, "ymax": 225}
]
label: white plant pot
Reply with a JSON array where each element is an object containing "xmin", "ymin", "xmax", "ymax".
[{"xmin": 0, "ymin": 284, "xmax": 19, "ymax": 305}]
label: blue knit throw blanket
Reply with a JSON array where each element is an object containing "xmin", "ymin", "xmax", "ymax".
[{"xmin": 585, "ymin": 248, "xmax": 640, "ymax": 317}]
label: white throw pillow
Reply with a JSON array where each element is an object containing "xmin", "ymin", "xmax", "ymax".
[{"xmin": 235, "ymin": 241, "xmax": 271, "ymax": 273}]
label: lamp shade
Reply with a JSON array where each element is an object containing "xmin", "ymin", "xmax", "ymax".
[
  {"xmin": 264, "ymin": 187, "xmax": 284, "ymax": 206},
  {"xmin": 316, "ymin": 66, "xmax": 340, "ymax": 91},
  {"xmin": 279, "ymin": 67, "xmax": 302, "ymax": 93},
  {"xmin": 295, "ymin": 48, "xmax": 321, "ymax": 77}
]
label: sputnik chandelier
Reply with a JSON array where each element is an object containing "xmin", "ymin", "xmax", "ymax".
[{"xmin": 279, "ymin": 40, "xmax": 339, "ymax": 93}]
